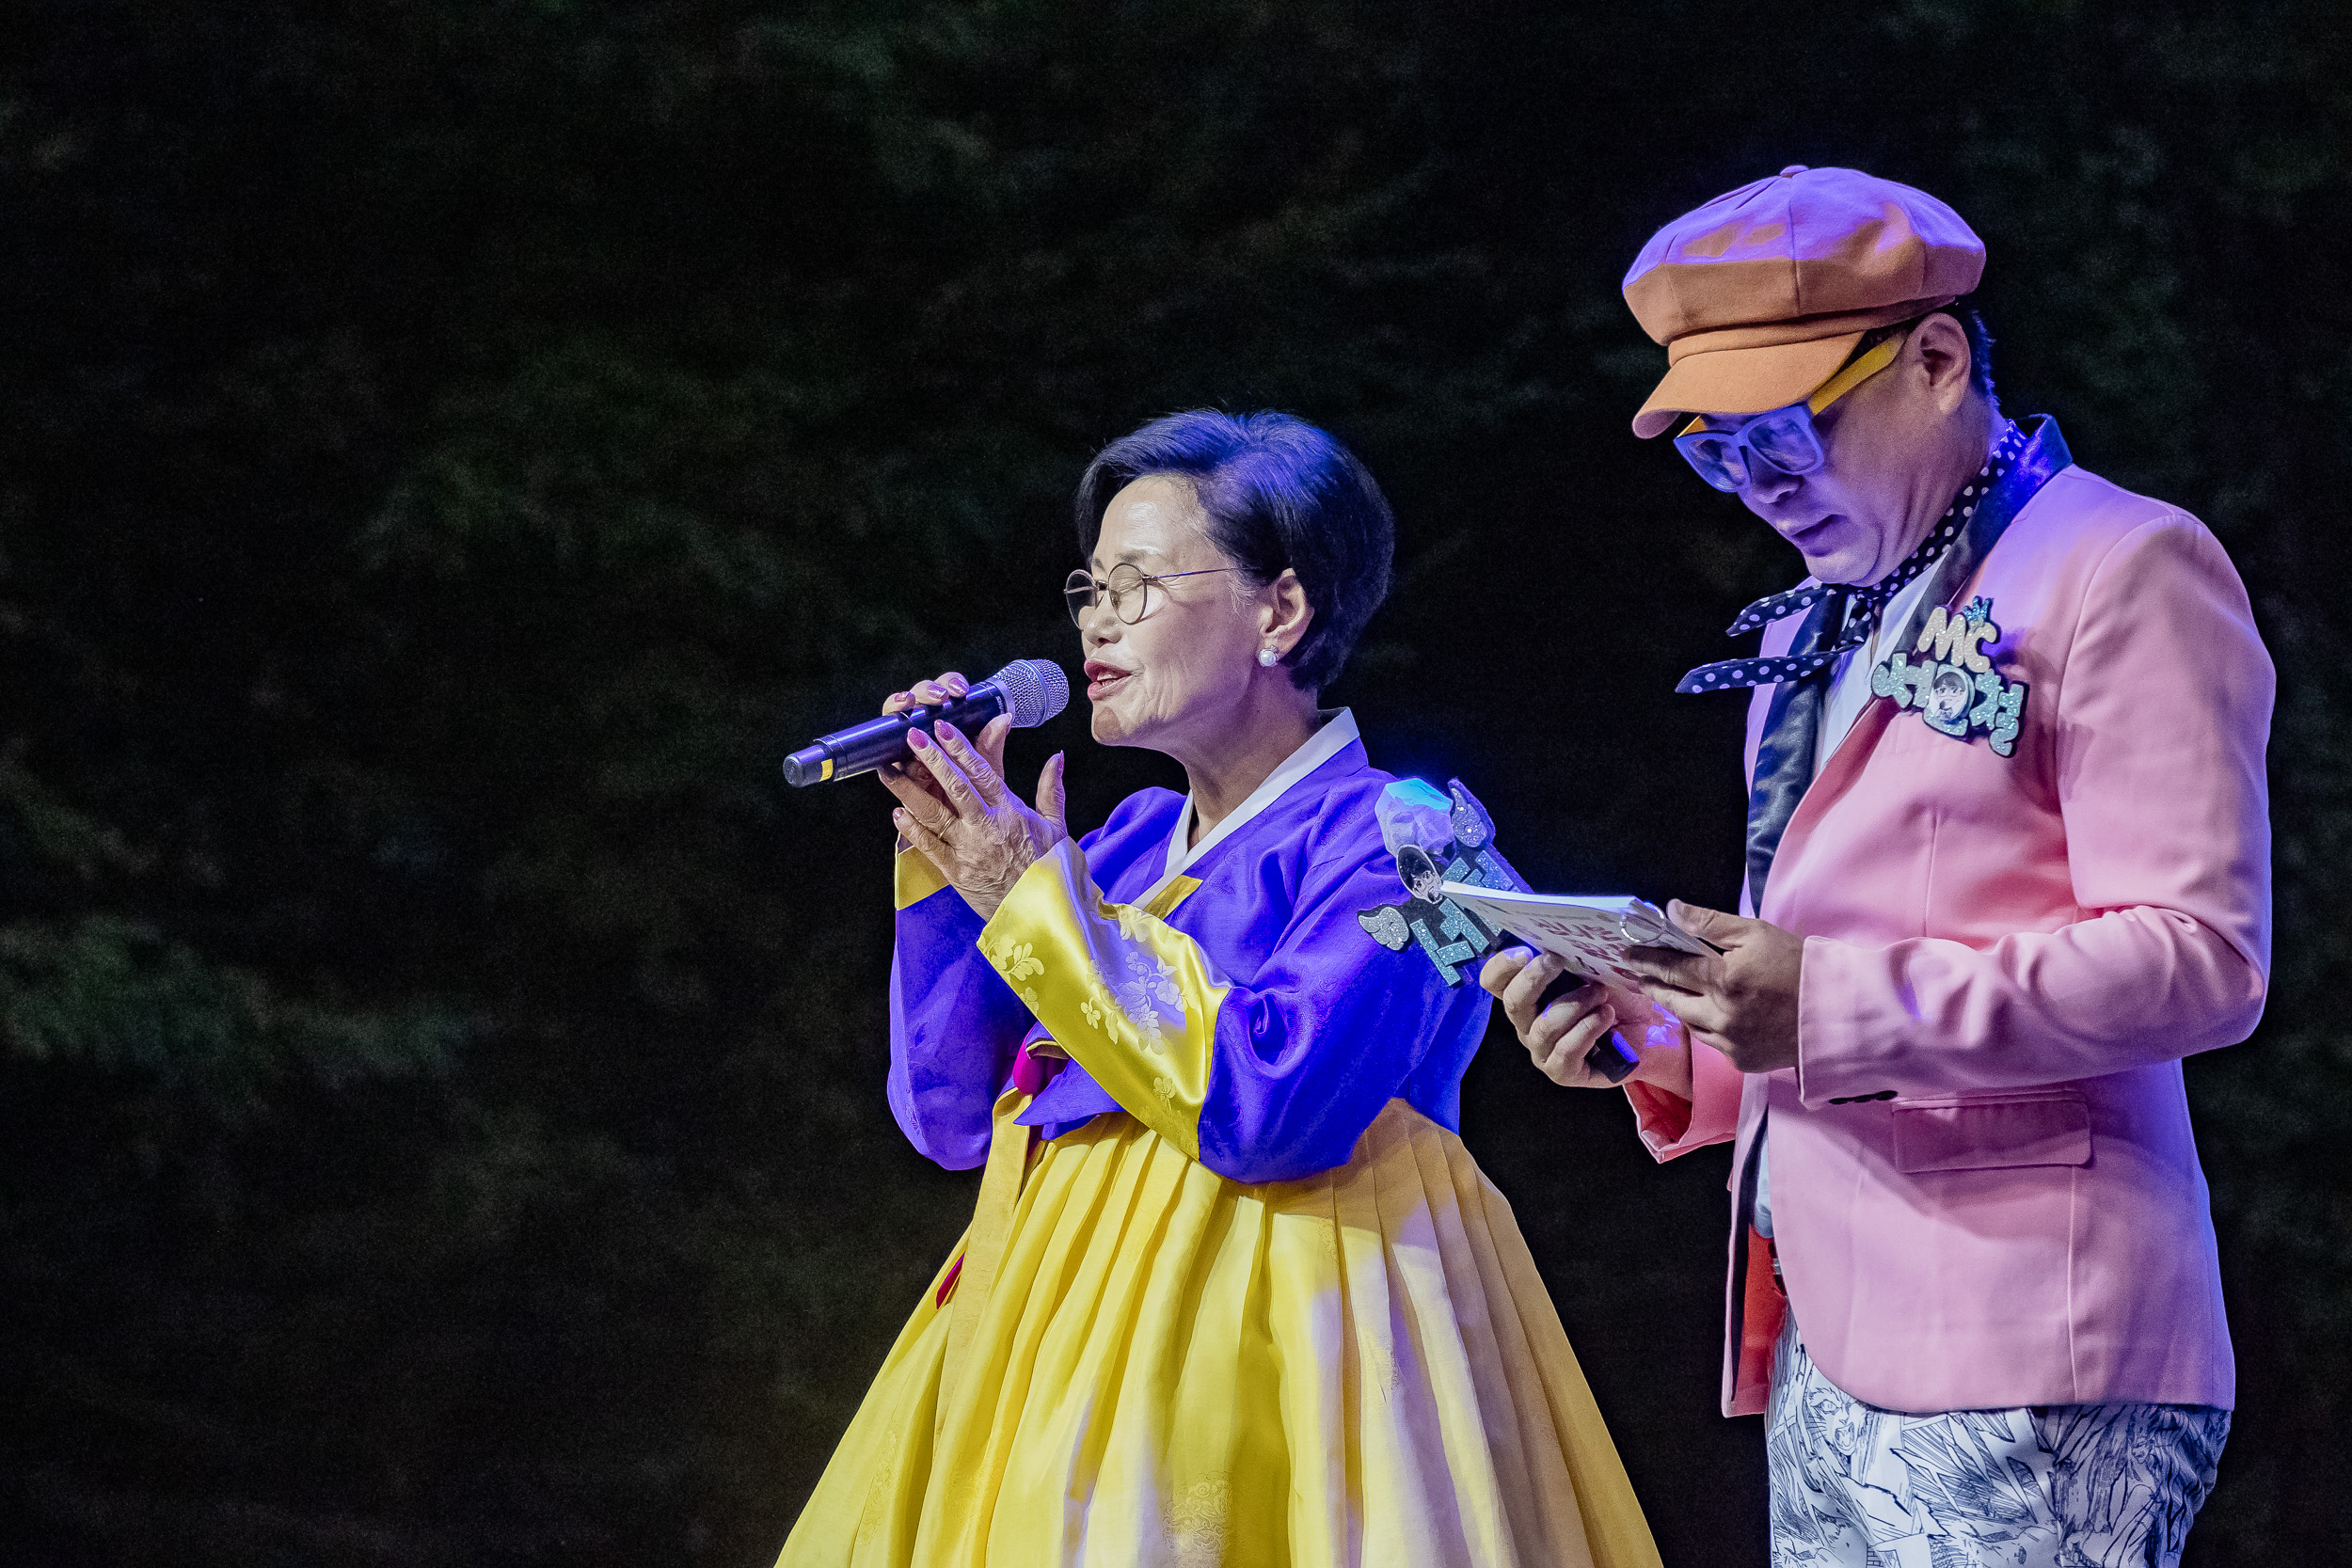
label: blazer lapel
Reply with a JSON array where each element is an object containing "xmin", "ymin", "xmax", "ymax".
[{"xmin": 1741, "ymin": 594, "xmax": 1836, "ymax": 914}]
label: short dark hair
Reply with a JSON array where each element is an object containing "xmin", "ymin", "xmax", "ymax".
[
  {"xmin": 1946, "ymin": 293, "xmax": 1997, "ymax": 403},
  {"xmin": 1959, "ymin": 306, "xmax": 1997, "ymax": 403},
  {"xmin": 1074, "ymin": 410, "xmax": 1394, "ymax": 691}
]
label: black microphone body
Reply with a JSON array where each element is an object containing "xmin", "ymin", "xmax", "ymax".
[
  {"xmin": 1533, "ymin": 968, "xmax": 1642, "ymax": 1083},
  {"xmin": 784, "ymin": 689, "xmax": 1010, "ymax": 786},
  {"xmin": 783, "ymin": 659, "xmax": 1070, "ymax": 786}
]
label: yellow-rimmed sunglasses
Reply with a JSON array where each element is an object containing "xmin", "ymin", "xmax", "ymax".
[{"xmin": 1672, "ymin": 331, "xmax": 1905, "ymax": 493}]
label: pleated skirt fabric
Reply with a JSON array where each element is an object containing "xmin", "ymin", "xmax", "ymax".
[{"xmin": 778, "ymin": 1099, "xmax": 1661, "ymax": 1568}]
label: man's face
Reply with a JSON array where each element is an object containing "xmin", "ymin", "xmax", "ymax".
[
  {"xmin": 1928, "ymin": 670, "xmax": 1969, "ymax": 724},
  {"xmin": 1398, "ymin": 846, "xmax": 1443, "ymax": 901},
  {"xmin": 1698, "ymin": 316, "xmax": 1980, "ymax": 587}
]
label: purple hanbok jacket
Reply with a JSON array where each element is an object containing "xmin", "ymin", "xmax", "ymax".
[{"xmin": 885, "ymin": 715, "xmax": 1491, "ymax": 1183}]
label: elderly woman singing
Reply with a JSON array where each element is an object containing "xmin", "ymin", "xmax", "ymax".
[{"xmin": 778, "ymin": 411, "xmax": 1659, "ymax": 1568}]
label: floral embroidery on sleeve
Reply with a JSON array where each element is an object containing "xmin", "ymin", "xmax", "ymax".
[
  {"xmin": 1114, "ymin": 947, "xmax": 1184, "ymax": 1053},
  {"xmin": 983, "ymin": 934, "xmax": 1043, "ymax": 1008},
  {"xmin": 1056, "ymin": 949, "xmax": 1185, "ymax": 1062}
]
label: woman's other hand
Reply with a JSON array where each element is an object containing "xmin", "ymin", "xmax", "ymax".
[
  {"xmin": 883, "ymin": 716, "xmax": 1068, "ymax": 920},
  {"xmin": 1479, "ymin": 947, "xmax": 1692, "ymax": 1096}
]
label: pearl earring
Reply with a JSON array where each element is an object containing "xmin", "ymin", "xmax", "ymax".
[{"xmin": 1258, "ymin": 646, "xmax": 1279, "ymax": 666}]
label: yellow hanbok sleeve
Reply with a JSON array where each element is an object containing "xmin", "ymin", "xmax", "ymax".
[{"xmin": 977, "ymin": 837, "xmax": 1232, "ymax": 1158}]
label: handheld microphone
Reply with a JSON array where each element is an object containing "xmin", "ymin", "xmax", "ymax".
[
  {"xmin": 1533, "ymin": 969, "xmax": 1641, "ymax": 1083},
  {"xmin": 782, "ymin": 658, "xmax": 1071, "ymax": 787}
]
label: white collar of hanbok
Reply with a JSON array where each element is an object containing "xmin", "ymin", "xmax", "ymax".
[{"xmin": 1146, "ymin": 707, "xmax": 1360, "ymax": 903}]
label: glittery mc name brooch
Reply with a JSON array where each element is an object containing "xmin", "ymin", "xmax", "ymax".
[{"xmin": 1869, "ymin": 596, "xmax": 2029, "ymax": 756}]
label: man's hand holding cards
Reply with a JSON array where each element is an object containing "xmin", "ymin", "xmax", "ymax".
[{"xmin": 1451, "ymin": 886, "xmax": 1715, "ymax": 1093}]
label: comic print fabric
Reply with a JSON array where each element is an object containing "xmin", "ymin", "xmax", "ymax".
[{"xmin": 1766, "ymin": 1319, "xmax": 2228, "ymax": 1568}]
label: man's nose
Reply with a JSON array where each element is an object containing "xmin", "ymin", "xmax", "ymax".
[{"xmin": 1743, "ymin": 467, "xmax": 1803, "ymax": 508}]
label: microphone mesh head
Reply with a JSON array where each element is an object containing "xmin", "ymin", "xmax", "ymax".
[{"xmin": 989, "ymin": 658, "xmax": 1071, "ymax": 729}]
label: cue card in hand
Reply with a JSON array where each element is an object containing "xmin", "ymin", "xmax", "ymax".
[{"xmin": 1437, "ymin": 884, "xmax": 1719, "ymax": 990}]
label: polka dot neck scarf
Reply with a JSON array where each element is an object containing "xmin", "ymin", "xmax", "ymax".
[{"xmin": 1676, "ymin": 420, "xmax": 2026, "ymax": 695}]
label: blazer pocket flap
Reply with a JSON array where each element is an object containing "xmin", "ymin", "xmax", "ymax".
[{"xmin": 1892, "ymin": 1091, "xmax": 2090, "ymax": 1174}]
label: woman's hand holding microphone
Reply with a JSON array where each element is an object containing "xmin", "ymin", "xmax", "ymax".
[{"xmin": 877, "ymin": 672, "xmax": 1069, "ymax": 920}]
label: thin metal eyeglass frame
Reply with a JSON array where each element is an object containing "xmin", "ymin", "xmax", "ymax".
[
  {"xmin": 1063, "ymin": 563, "xmax": 1250, "ymax": 626},
  {"xmin": 1672, "ymin": 330, "xmax": 1907, "ymax": 493}
]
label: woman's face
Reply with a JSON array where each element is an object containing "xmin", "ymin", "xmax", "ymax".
[{"xmin": 1078, "ymin": 476, "xmax": 1270, "ymax": 753}]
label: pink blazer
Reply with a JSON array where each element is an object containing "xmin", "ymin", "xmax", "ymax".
[{"xmin": 1628, "ymin": 451, "xmax": 2273, "ymax": 1417}]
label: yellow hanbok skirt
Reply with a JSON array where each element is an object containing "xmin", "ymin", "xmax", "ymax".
[{"xmin": 779, "ymin": 1097, "xmax": 1661, "ymax": 1568}]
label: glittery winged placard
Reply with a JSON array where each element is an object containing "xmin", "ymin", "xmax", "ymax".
[
  {"xmin": 1870, "ymin": 595, "xmax": 2030, "ymax": 756},
  {"xmin": 1358, "ymin": 777, "xmax": 1644, "ymax": 1084},
  {"xmin": 1355, "ymin": 778, "xmax": 1520, "ymax": 986}
]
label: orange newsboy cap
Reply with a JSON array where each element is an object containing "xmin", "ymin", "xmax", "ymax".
[{"xmin": 1621, "ymin": 166, "xmax": 1985, "ymax": 437}]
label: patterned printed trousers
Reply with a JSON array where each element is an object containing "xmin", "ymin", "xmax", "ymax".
[{"xmin": 1766, "ymin": 1320, "xmax": 2229, "ymax": 1568}]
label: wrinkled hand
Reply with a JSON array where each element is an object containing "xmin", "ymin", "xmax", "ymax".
[
  {"xmin": 882, "ymin": 708, "xmax": 1068, "ymax": 920},
  {"xmin": 1479, "ymin": 947, "xmax": 1692, "ymax": 1095},
  {"xmin": 1620, "ymin": 901, "xmax": 1803, "ymax": 1074},
  {"xmin": 877, "ymin": 672, "xmax": 1010, "ymax": 820}
]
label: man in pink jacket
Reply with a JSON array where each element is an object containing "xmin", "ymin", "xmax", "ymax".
[{"xmin": 1485, "ymin": 166, "xmax": 2270, "ymax": 1566}]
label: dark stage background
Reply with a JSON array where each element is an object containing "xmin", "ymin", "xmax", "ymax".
[{"xmin": 3, "ymin": 3, "xmax": 2347, "ymax": 1563}]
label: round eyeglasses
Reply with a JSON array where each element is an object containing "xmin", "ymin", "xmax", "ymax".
[
  {"xmin": 1672, "ymin": 329, "xmax": 1905, "ymax": 493},
  {"xmin": 1063, "ymin": 562, "xmax": 1248, "ymax": 626}
]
